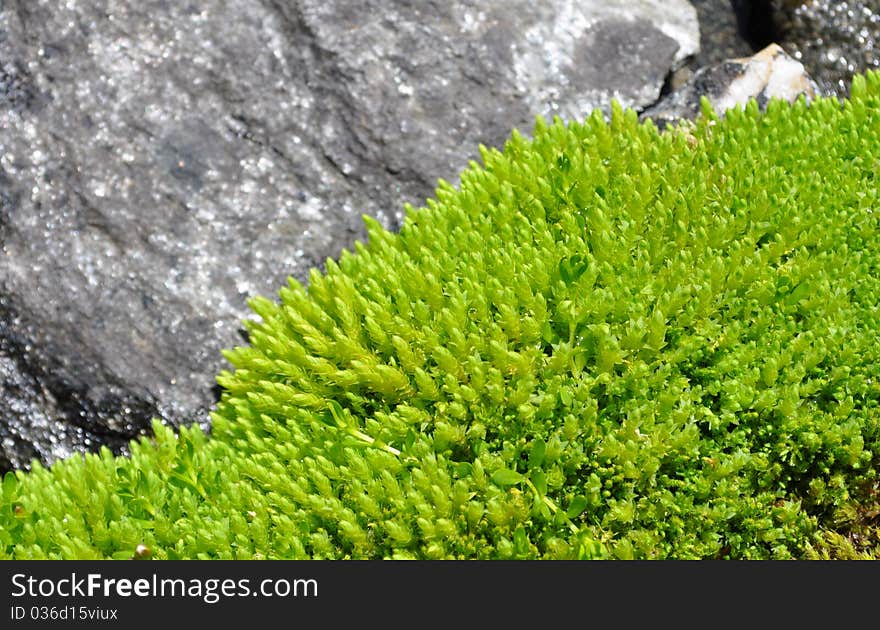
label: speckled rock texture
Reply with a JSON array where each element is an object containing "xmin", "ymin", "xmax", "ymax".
[
  {"xmin": 0, "ymin": 0, "xmax": 699, "ymax": 472},
  {"xmin": 772, "ymin": 0, "xmax": 880, "ymax": 96}
]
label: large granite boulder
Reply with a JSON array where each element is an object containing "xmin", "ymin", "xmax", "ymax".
[{"xmin": 0, "ymin": 0, "xmax": 699, "ymax": 471}]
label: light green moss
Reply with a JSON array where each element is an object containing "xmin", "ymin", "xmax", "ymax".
[{"xmin": 3, "ymin": 73, "xmax": 880, "ymax": 559}]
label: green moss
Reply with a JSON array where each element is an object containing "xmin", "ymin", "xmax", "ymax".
[{"xmin": 3, "ymin": 73, "xmax": 880, "ymax": 559}]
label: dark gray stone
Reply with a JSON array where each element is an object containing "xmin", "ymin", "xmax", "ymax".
[
  {"xmin": 691, "ymin": 0, "xmax": 755, "ymax": 68},
  {"xmin": 0, "ymin": 1, "xmax": 699, "ymax": 471},
  {"xmin": 771, "ymin": 0, "xmax": 880, "ymax": 96},
  {"xmin": 663, "ymin": 0, "xmax": 758, "ymax": 96}
]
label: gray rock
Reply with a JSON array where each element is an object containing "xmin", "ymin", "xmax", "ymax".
[
  {"xmin": 691, "ymin": 0, "xmax": 755, "ymax": 68},
  {"xmin": 642, "ymin": 43, "xmax": 819, "ymax": 127},
  {"xmin": 771, "ymin": 0, "xmax": 880, "ymax": 96},
  {"xmin": 0, "ymin": 0, "xmax": 699, "ymax": 471},
  {"xmin": 663, "ymin": 0, "xmax": 757, "ymax": 96}
]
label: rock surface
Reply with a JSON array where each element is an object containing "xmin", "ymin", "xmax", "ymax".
[
  {"xmin": 687, "ymin": 0, "xmax": 756, "ymax": 70},
  {"xmin": 642, "ymin": 43, "xmax": 819, "ymax": 126},
  {"xmin": 0, "ymin": 0, "xmax": 699, "ymax": 472},
  {"xmin": 771, "ymin": 0, "xmax": 880, "ymax": 96},
  {"xmin": 664, "ymin": 0, "xmax": 765, "ymax": 96}
]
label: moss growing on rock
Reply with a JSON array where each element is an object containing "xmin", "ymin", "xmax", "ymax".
[{"xmin": 2, "ymin": 73, "xmax": 880, "ymax": 559}]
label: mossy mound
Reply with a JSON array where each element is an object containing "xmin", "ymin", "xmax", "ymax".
[{"xmin": 2, "ymin": 75, "xmax": 880, "ymax": 559}]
